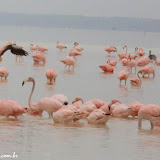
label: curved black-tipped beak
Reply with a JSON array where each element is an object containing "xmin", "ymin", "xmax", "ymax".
[
  {"xmin": 105, "ymin": 113, "xmax": 110, "ymax": 116},
  {"xmin": 22, "ymin": 81, "xmax": 24, "ymax": 86},
  {"xmin": 64, "ymin": 102, "xmax": 68, "ymax": 105}
]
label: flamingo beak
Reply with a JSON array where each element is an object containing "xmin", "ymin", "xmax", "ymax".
[{"xmin": 22, "ymin": 79, "xmax": 29, "ymax": 86}]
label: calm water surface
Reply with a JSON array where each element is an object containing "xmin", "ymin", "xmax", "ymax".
[{"xmin": 0, "ymin": 27, "xmax": 160, "ymax": 160}]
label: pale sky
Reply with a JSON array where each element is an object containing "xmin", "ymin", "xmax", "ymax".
[{"xmin": 0, "ymin": 0, "xmax": 160, "ymax": 19}]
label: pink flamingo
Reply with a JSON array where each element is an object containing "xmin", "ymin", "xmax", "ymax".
[
  {"xmin": 108, "ymin": 100, "xmax": 132, "ymax": 118},
  {"xmin": 0, "ymin": 67, "xmax": 9, "ymax": 80},
  {"xmin": 127, "ymin": 59, "xmax": 137, "ymax": 73},
  {"xmin": 118, "ymin": 46, "xmax": 127, "ymax": 59},
  {"xmin": 105, "ymin": 46, "xmax": 117, "ymax": 56},
  {"xmin": 56, "ymin": 41, "xmax": 67, "ymax": 51},
  {"xmin": 74, "ymin": 42, "xmax": 84, "ymax": 52},
  {"xmin": 0, "ymin": 100, "xmax": 26, "ymax": 118},
  {"xmin": 138, "ymin": 65, "xmax": 155, "ymax": 78},
  {"xmin": 32, "ymin": 53, "xmax": 46, "ymax": 64},
  {"xmin": 118, "ymin": 68, "xmax": 129, "ymax": 85},
  {"xmin": 69, "ymin": 49, "xmax": 82, "ymax": 59},
  {"xmin": 88, "ymin": 99, "xmax": 106, "ymax": 109},
  {"xmin": 128, "ymin": 54, "xmax": 137, "ymax": 60},
  {"xmin": 130, "ymin": 72, "xmax": 142, "ymax": 86},
  {"xmin": 138, "ymin": 104, "xmax": 160, "ymax": 129},
  {"xmin": 127, "ymin": 101, "xmax": 144, "ymax": 117},
  {"xmin": 51, "ymin": 94, "xmax": 68, "ymax": 105},
  {"xmin": 30, "ymin": 44, "xmax": 37, "ymax": 51},
  {"xmin": 46, "ymin": 69, "xmax": 57, "ymax": 84},
  {"xmin": 137, "ymin": 56, "xmax": 150, "ymax": 67},
  {"xmin": 121, "ymin": 58, "xmax": 128, "ymax": 66},
  {"xmin": 107, "ymin": 59, "xmax": 117, "ymax": 67},
  {"xmin": 36, "ymin": 45, "xmax": 48, "ymax": 52},
  {"xmin": 155, "ymin": 59, "xmax": 160, "ymax": 66},
  {"xmin": 99, "ymin": 64, "xmax": 114, "ymax": 73},
  {"xmin": 136, "ymin": 48, "xmax": 145, "ymax": 57},
  {"xmin": 22, "ymin": 77, "xmax": 63, "ymax": 117},
  {"xmin": 87, "ymin": 109, "xmax": 110, "ymax": 124},
  {"xmin": 52, "ymin": 106, "xmax": 81, "ymax": 124},
  {"xmin": 60, "ymin": 56, "xmax": 75, "ymax": 70}
]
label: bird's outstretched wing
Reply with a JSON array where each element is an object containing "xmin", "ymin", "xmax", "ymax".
[
  {"xmin": 0, "ymin": 42, "xmax": 12, "ymax": 56},
  {"xmin": 11, "ymin": 45, "xmax": 29, "ymax": 56}
]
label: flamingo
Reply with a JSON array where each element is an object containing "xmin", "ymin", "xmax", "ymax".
[
  {"xmin": 36, "ymin": 45, "xmax": 48, "ymax": 52},
  {"xmin": 51, "ymin": 94, "xmax": 68, "ymax": 105},
  {"xmin": 0, "ymin": 67, "xmax": 9, "ymax": 80},
  {"xmin": 130, "ymin": 72, "xmax": 142, "ymax": 86},
  {"xmin": 69, "ymin": 49, "xmax": 82, "ymax": 59},
  {"xmin": 108, "ymin": 100, "xmax": 132, "ymax": 118},
  {"xmin": 137, "ymin": 56, "xmax": 150, "ymax": 67},
  {"xmin": 118, "ymin": 46, "xmax": 127, "ymax": 59},
  {"xmin": 32, "ymin": 53, "xmax": 46, "ymax": 64},
  {"xmin": 74, "ymin": 42, "xmax": 84, "ymax": 52},
  {"xmin": 46, "ymin": 69, "xmax": 57, "ymax": 84},
  {"xmin": 155, "ymin": 59, "xmax": 160, "ymax": 66},
  {"xmin": 99, "ymin": 64, "xmax": 114, "ymax": 73},
  {"xmin": 138, "ymin": 65, "xmax": 155, "ymax": 78},
  {"xmin": 107, "ymin": 59, "xmax": 117, "ymax": 67},
  {"xmin": 127, "ymin": 59, "xmax": 137, "ymax": 73},
  {"xmin": 105, "ymin": 46, "xmax": 117, "ymax": 56},
  {"xmin": 87, "ymin": 109, "xmax": 110, "ymax": 124},
  {"xmin": 136, "ymin": 48, "xmax": 145, "ymax": 57},
  {"xmin": 22, "ymin": 77, "xmax": 63, "ymax": 117},
  {"xmin": 0, "ymin": 100, "xmax": 26, "ymax": 118},
  {"xmin": 56, "ymin": 41, "xmax": 67, "ymax": 51},
  {"xmin": 60, "ymin": 56, "xmax": 75, "ymax": 70},
  {"xmin": 0, "ymin": 42, "xmax": 28, "ymax": 62},
  {"xmin": 30, "ymin": 44, "xmax": 37, "ymax": 51},
  {"xmin": 127, "ymin": 101, "xmax": 144, "ymax": 117},
  {"xmin": 52, "ymin": 106, "xmax": 81, "ymax": 124},
  {"xmin": 138, "ymin": 104, "xmax": 160, "ymax": 129},
  {"xmin": 121, "ymin": 58, "xmax": 128, "ymax": 66},
  {"xmin": 118, "ymin": 68, "xmax": 129, "ymax": 85}
]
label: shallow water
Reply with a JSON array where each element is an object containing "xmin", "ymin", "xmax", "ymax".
[{"xmin": 0, "ymin": 27, "xmax": 160, "ymax": 159}]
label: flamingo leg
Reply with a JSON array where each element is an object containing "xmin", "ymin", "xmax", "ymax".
[{"xmin": 150, "ymin": 121, "xmax": 154, "ymax": 129}]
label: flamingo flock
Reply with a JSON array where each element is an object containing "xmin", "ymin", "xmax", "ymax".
[{"xmin": 0, "ymin": 41, "xmax": 159, "ymax": 130}]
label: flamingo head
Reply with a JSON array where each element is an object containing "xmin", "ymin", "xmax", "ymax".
[
  {"xmin": 74, "ymin": 42, "xmax": 79, "ymax": 46},
  {"xmin": 22, "ymin": 77, "xmax": 35, "ymax": 86},
  {"xmin": 72, "ymin": 97, "xmax": 83, "ymax": 104}
]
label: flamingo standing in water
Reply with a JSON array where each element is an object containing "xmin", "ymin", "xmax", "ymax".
[
  {"xmin": 60, "ymin": 56, "xmax": 75, "ymax": 70},
  {"xmin": 99, "ymin": 64, "xmax": 114, "ymax": 73},
  {"xmin": 32, "ymin": 53, "xmax": 46, "ymax": 64},
  {"xmin": 118, "ymin": 68, "xmax": 129, "ymax": 85},
  {"xmin": 137, "ymin": 56, "xmax": 150, "ymax": 67},
  {"xmin": 105, "ymin": 46, "xmax": 117, "ymax": 56},
  {"xmin": 130, "ymin": 71, "xmax": 142, "ymax": 86},
  {"xmin": 74, "ymin": 42, "xmax": 84, "ymax": 52},
  {"xmin": 30, "ymin": 44, "xmax": 37, "ymax": 52},
  {"xmin": 87, "ymin": 109, "xmax": 110, "ymax": 124},
  {"xmin": 36, "ymin": 45, "xmax": 48, "ymax": 52},
  {"xmin": 56, "ymin": 41, "xmax": 67, "ymax": 51},
  {"xmin": 22, "ymin": 77, "xmax": 64, "ymax": 117},
  {"xmin": 127, "ymin": 101, "xmax": 144, "ymax": 117},
  {"xmin": 46, "ymin": 69, "xmax": 57, "ymax": 85},
  {"xmin": 118, "ymin": 46, "xmax": 127, "ymax": 59},
  {"xmin": 0, "ymin": 67, "xmax": 9, "ymax": 80},
  {"xmin": 0, "ymin": 100, "xmax": 26, "ymax": 118},
  {"xmin": 0, "ymin": 42, "xmax": 28, "ymax": 62},
  {"xmin": 138, "ymin": 104, "xmax": 160, "ymax": 129},
  {"xmin": 69, "ymin": 49, "xmax": 82, "ymax": 59},
  {"xmin": 138, "ymin": 65, "xmax": 155, "ymax": 78},
  {"xmin": 136, "ymin": 48, "xmax": 145, "ymax": 57}
]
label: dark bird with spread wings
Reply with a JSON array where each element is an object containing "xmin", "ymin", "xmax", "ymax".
[{"xmin": 0, "ymin": 42, "xmax": 29, "ymax": 61}]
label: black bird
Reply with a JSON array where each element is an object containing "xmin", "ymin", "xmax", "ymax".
[
  {"xmin": 148, "ymin": 50, "xmax": 156, "ymax": 61},
  {"xmin": 0, "ymin": 42, "xmax": 29, "ymax": 61}
]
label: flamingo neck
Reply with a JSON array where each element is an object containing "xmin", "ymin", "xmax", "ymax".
[
  {"xmin": 28, "ymin": 80, "xmax": 35, "ymax": 109},
  {"xmin": 137, "ymin": 72, "xmax": 142, "ymax": 83}
]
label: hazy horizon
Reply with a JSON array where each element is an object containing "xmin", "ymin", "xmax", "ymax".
[{"xmin": 0, "ymin": 0, "xmax": 159, "ymax": 19}]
